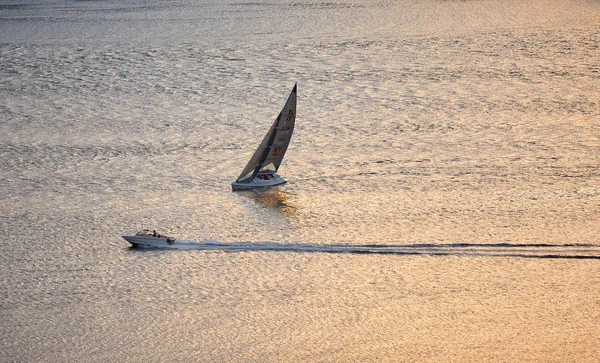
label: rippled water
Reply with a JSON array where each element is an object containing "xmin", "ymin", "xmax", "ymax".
[{"xmin": 1, "ymin": 0, "xmax": 600, "ymax": 361}]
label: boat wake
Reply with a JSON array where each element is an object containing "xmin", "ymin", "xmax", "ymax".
[{"xmin": 134, "ymin": 240, "xmax": 600, "ymax": 259}]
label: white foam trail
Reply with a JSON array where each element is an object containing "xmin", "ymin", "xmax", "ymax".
[{"xmin": 139, "ymin": 240, "xmax": 600, "ymax": 259}]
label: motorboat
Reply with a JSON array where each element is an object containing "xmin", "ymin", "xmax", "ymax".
[{"xmin": 122, "ymin": 229, "xmax": 176, "ymax": 248}]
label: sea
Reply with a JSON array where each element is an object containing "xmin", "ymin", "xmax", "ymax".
[{"xmin": 1, "ymin": 0, "xmax": 599, "ymax": 361}]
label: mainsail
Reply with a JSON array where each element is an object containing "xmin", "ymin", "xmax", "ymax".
[{"xmin": 235, "ymin": 83, "xmax": 297, "ymax": 183}]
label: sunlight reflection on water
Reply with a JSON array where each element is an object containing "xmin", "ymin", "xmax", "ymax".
[{"xmin": 1, "ymin": 0, "xmax": 600, "ymax": 361}]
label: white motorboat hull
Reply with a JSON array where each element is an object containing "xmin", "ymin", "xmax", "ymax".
[
  {"xmin": 123, "ymin": 234, "xmax": 176, "ymax": 248},
  {"xmin": 231, "ymin": 173, "xmax": 287, "ymax": 191}
]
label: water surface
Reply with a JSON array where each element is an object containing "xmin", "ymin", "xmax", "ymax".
[{"xmin": 1, "ymin": 0, "xmax": 599, "ymax": 361}]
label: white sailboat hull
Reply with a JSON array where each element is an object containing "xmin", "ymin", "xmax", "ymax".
[
  {"xmin": 231, "ymin": 173, "xmax": 286, "ymax": 191},
  {"xmin": 123, "ymin": 234, "xmax": 176, "ymax": 248}
]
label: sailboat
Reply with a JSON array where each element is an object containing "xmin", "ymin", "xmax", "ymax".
[{"xmin": 232, "ymin": 83, "xmax": 297, "ymax": 191}]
